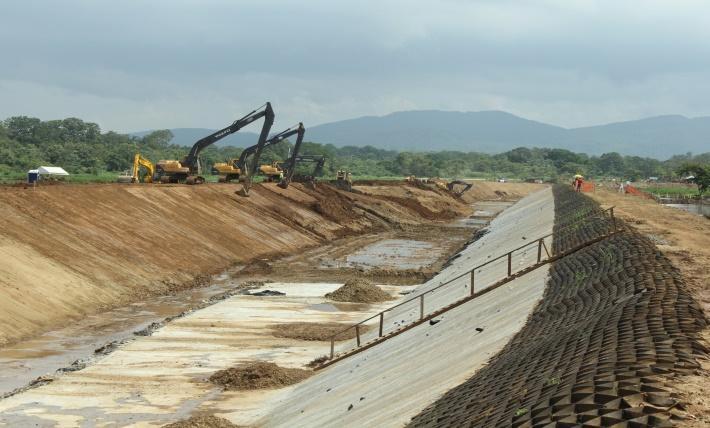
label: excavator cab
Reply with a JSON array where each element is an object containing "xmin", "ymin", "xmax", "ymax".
[
  {"xmin": 258, "ymin": 160, "xmax": 284, "ymax": 182},
  {"xmin": 212, "ymin": 158, "xmax": 242, "ymax": 183}
]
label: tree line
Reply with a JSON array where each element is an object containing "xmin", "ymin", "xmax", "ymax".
[{"xmin": 1, "ymin": 116, "xmax": 708, "ymax": 183}]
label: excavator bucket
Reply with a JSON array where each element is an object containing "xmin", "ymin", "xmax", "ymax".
[{"xmin": 236, "ymin": 177, "xmax": 252, "ymax": 197}]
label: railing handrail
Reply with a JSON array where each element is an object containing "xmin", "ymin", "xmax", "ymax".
[{"xmin": 325, "ymin": 206, "xmax": 616, "ymax": 346}]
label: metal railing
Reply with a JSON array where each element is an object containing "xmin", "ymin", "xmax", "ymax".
[{"xmin": 321, "ymin": 206, "xmax": 618, "ymax": 367}]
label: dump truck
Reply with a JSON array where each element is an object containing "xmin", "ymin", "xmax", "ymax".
[{"xmin": 154, "ymin": 102, "xmax": 275, "ymax": 184}]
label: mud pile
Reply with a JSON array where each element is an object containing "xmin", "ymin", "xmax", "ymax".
[
  {"xmin": 325, "ymin": 279, "xmax": 393, "ymax": 303},
  {"xmin": 271, "ymin": 322, "xmax": 371, "ymax": 341},
  {"xmin": 209, "ymin": 362, "xmax": 312, "ymax": 390},
  {"xmin": 163, "ymin": 415, "xmax": 239, "ymax": 428}
]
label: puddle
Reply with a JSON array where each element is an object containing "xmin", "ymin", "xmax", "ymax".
[
  {"xmin": 309, "ymin": 303, "xmax": 340, "ymax": 312},
  {"xmin": 320, "ymin": 239, "xmax": 440, "ymax": 270},
  {"xmin": 308, "ymin": 302, "xmax": 368, "ymax": 312},
  {"xmin": 662, "ymin": 203, "xmax": 710, "ymax": 217}
]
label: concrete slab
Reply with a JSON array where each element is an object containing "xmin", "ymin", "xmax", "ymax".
[{"xmin": 0, "ymin": 282, "xmax": 416, "ymax": 427}]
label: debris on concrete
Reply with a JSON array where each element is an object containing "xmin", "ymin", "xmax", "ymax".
[
  {"xmin": 325, "ymin": 279, "xmax": 393, "ymax": 303},
  {"xmin": 250, "ymin": 289, "xmax": 286, "ymax": 296},
  {"xmin": 271, "ymin": 322, "xmax": 371, "ymax": 341},
  {"xmin": 209, "ymin": 362, "xmax": 312, "ymax": 391},
  {"xmin": 162, "ymin": 415, "xmax": 240, "ymax": 428}
]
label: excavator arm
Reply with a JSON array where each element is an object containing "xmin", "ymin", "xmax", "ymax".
[
  {"xmin": 236, "ymin": 104, "xmax": 276, "ymax": 195},
  {"xmin": 276, "ymin": 123, "xmax": 306, "ymax": 189},
  {"xmin": 235, "ymin": 122, "xmax": 303, "ymax": 171},
  {"xmin": 182, "ymin": 102, "xmax": 275, "ymax": 175}
]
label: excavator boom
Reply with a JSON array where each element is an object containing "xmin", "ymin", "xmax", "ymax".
[
  {"xmin": 154, "ymin": 102, "xmax": 275, "ymax": 184},
  {"xmin": 183, "ymin": 102, "xmax": 274, "ymax": 174}
]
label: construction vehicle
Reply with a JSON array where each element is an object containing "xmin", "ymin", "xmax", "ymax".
[
  {"xmin": 332, "ymin": 170, "xmax": 353, "ymax": 192},
  {"xmin": 279, "ymin": 154, "xmax": 326, "ymax": 189},
  {"xmin": 154, "ymin": 102, "xmax": 275, "ymax": 185},
  {"xmin": 117, "ymin": 153, "xmax": 155, "ymax": 183},
  {"xmin": 430, "ymin": 177, "xmax": 450, "ymax": 191},
  {"xmin": 259, "ymin": 161, "xmax": 284, "ymax": 182},
  {"xmin": 212, "ymin": 123, "xmax": 305, "ymax": 184},
  {"xmin": 447, "ymin": 179, "xmax": 473, "ymax": 196}
]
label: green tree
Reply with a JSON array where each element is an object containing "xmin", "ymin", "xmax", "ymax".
[{"xmin": 677, "ymin": 163, "xmax": 709, "ymax": 195}]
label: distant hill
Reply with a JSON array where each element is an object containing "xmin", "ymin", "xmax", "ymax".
[
  {"xmin": 130, "ymin": 127, "xmax": 259, "ymax": 148},
  {"xmin": 130, "ymin": 111, "xmax": 710, "ymax": 159}
]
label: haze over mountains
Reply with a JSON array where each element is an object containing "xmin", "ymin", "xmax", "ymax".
[{"xmin": 131, "ymin": 110, "xmax": 710, "ymax": 160}]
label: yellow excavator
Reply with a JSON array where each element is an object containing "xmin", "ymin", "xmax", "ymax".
[
  {"xmin": 117, "ymin": 153, "xmax": 155, "ymax": 183},
  {"xmin": 259, "ymin": 161, "xmax": 284, "ymax": 182},
  {"xmin": 212, "ymin": 123, "xmax": 305, "ymax": 184},
  {"xmin": 154, "ymin": 102, "xmax": 275, "ymax": 185}
]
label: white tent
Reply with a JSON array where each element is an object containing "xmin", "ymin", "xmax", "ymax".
[{"xmin": 38, "ymin": 166, "xmax": 69, "ymax": 176}]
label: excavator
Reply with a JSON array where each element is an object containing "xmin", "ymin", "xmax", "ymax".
[
  {"xmin": 447, "ymin": 179, "xmax": 473, "ymax": 196},
  {"xmin": 154, "ymin": 102, "xmax": 275, "ymax": 185},
  {"xmin": 213, "ymin": 123, "xmax": 305, "ymax": 184},
  {"xmin": 117, "ymin": 153, "xmax": 155, "ymax": 183},
  {"xmin": 278, "ymin": 154, "xmax": 326, "ymax": 189}
]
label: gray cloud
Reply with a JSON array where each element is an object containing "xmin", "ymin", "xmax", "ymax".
[{"xmin": 1, "ymin": 0, "xmax": 710, "ymax": 132}]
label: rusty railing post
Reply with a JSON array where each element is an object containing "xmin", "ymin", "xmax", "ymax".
[
  {"xmin": 420, "ymin": 294, "xmax": 425, "ymax": 320},
  {"xmin": 470, "ymin": 269, "xmax": 475, "ymax": 296},
  {"xmin": 537, "ymin": 239, "xmax": 543, "ymax": 263},
  {"xmin": 355, "ymin": 325, "xmax": 361, "ymax": 347},
  {"xmin": 379, "ymin": 312, "xmax": 384, "ymax": 337},
  {"xmin": 507, "ymin": 252, "xmax": 512, "ymax": 276},
  {"xmin": 330, "ymin": 337, "xmax": 334, "ymax": 359}
]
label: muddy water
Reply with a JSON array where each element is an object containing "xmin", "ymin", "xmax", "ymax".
[
  {"xmin": 663, "ymin": 202, "xmax": 710, "ymax": 217},
  {"xmin": 0, "ymin": 280, "xmax": 235, "ymax": 397},
  {"xmin": 321, "ymin": 239, "xmax": 438, "ymax": 270}
]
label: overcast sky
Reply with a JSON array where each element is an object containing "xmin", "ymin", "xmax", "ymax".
[{"xmin": 2, "ymin": 0, "xmax": 710, "ymax": 132}]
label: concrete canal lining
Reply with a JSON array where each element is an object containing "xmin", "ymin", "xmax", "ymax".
[{"xmin": 259, "ymin": 188, "xmax": 555, "ymax": 427}]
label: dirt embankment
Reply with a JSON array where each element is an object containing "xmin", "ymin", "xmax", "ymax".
[
  {"xmin": 457, "ymin": 181, "xmax": 545, "ymax": 203},
  {"xmin": 0, "ymin": 181, "xmax": 469, "ymax": 347}
]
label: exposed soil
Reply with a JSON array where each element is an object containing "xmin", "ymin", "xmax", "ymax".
[
  {"xmin": 163, "ymin": 415, "xmax": 240, "ymax": 428},
  {"xmin": 209, "ymin": 361, "xmax": 312, "ymax": 391},
  {"xmin": 325, "ymin": 279, "xmax": 393, "ymax": 303},
  {"xmin": 270, "ymin": 322, "xmax": 372, "ymax": 341},
  {"xmin": 0, "ymin": 181, "xmax": 470, "ymax": 347},
  {"xmin": 458, "ymin": 181, "xmax": 545, "ymax": 203}
]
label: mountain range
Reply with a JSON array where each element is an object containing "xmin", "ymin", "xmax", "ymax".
[{"xmin": 130, "ymin": 110, "xmax": 710, "ymax": 160}]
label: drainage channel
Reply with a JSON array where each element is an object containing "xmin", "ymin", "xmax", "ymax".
[{"xmin": 0, "ymin": 201, "xmax": 502, "ymax": 421}]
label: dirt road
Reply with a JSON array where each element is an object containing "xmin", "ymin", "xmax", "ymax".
[{"xmin": 590, "ymin": 187, "xmax": 710, "ymax": 426}]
